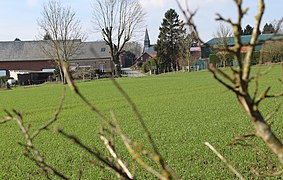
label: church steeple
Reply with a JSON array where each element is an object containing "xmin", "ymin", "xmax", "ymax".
[{"xmin": 144, "ymin": 29, "xmax": 150, "ymax": 50}]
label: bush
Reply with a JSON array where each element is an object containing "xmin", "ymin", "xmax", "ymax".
[
  {"xmin": 142, "ymin": 58, "xmax": 159, "ymax": 74},
  {"xmin": 0, "ymin": 76, "xmax": 9, "ymax": 89}
]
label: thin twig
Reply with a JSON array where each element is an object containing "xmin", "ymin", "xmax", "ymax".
[
  {"xmin": 231, "ymin": 139, "xmax": 275, "ymax": 169},
  {"xmin": 252, "ymin": 76, "xmax": 260, "ymax": 103},
  {"xmin": 233, "ymin": 132, "xmax": 256, "ymax": 142},
  {"xmin": 205, "ymin": 142, "xmax": 244, "ymax": 180},
  {"xmin": 61, "ymin": 61, "xmax": 115, "ymax": 129},
  {"xmin": 31, "ymin": 88, "xmax": 66, "ymax": 139},
  {"xmin": 99, "ymin": 131, "xmax": 134, "ymax": 179},
  {"xmin": 110, "ymin": 111, "xmax": 169, "ymax": 180},
  {"xmin": 252, "ymin": 169, "xmax": 283, "ymax": 177},
  {"xmin": 111, "ymin": 78, "xmax": 173, "ymax": 178},
  {"xmin": 208, "ymin": 65, "xmax": 240, "ymax": 94},
  {"xmin": 57, "ymin": 127, "xmax": 132, "ymax": 180},
  {"xmin": 10, "ymin": 110, "xmax": 68, "ymax": 179},
  {"xmin": 249, "ymin": 65, "xmax": 274, "ymax": 82},
  {"xmin": 0, "ymin": 118, "xmax": 13, "ymax": 124},
  {"xmin": 175, "ymin": 0, "xmax": 204, "ymax": 44},
  {"xmin": 265, "ymin": 102, "xmax": 282, "ymax": 122}
]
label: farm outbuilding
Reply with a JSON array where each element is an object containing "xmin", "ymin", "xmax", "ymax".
[{"xmin": 0, "ymin": 40, "xmax": 113, "ymax": 79}]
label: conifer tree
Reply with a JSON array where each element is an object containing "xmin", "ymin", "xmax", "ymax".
[
  {"xmin": 155, "ymin": 9, "xmax": 189, "ymax": 72},
  {"xmin": 243, "ymin": 24, "xmax": 254, "ymax": 35},
  {"xmin": 262, "ymin": 23, "xmax": 275, "ymax": 34}
]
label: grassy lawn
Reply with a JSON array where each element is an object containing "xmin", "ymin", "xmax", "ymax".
[{"xmin": 0, "ymin": 65, "xmax": 283, "ymax": 179}]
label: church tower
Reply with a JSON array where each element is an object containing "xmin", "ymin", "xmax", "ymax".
[{"xmin": 143, "ymin": 29, "xmax": 150, "ymax": 52}]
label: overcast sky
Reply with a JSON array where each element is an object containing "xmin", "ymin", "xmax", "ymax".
[{"xmin": 0, "ymin": 0, "xmax": 282, "ymax": 44}]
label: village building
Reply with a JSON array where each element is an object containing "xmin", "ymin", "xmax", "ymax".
[
  {"xmin": 189, "ymin": 34, "xmax": 279, "ymax": 70},
  {"xmin": 135, "ymin": 29, "xmax": 205, "ymax": 71},
  {"xmin": 201, "ymin": 34, "xmax": 274, "ymax": 67},
  {"xmin": 0, "ymin": 40, "xmax": 112, "ymax": 83},
  {"xmin": 135, "ymin": 29, "xmax": 157, "ymax": 66}
]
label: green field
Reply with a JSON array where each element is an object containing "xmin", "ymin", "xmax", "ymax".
[{"xmin": 1, "ymin": 65, "xmax": 283, "ymax": 179}]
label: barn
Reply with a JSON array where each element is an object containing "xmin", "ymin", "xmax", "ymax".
[{"xmin": 0, "ymin": 40, "xmax": 112, "ymax": 78}]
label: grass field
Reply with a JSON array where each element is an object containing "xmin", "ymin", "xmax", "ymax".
[{"xmin": 1, "ymin": 65, "xmax": 283, "ymax": 179}]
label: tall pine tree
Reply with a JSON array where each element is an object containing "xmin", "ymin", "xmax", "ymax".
[{"xmin": 155, "ymin": 9, "xmax": 188, "ymax": 72}]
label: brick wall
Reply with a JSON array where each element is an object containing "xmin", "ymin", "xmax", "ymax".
[{"xmin": 0, "ymin": 60, "xmax": 56, "ymax": 71}]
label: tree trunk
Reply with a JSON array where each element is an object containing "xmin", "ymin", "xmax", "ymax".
[
  {"xmin": 58, "ymin": 66, "xmax": 65, "ymax": 84},
  {"xmin": 238, "ymin": 95, "xmax": 283, "ymax": 164},
  {"xmin": 115, "ymin": 63, "xmax": 121, "ymax": 77},
  {"xmin": 113, "ymin": 54, "xmax": 121, "ymax": 77}
]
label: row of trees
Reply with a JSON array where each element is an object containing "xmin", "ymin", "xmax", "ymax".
[
  {"xmin": 240, "ymin": 22, "xmax": 280, "ymax": 35},
  {"xmin": 215, "ymin": 22, "xmax": 280, "ymax": 40},
  {"xmin": 37, "ymin": 0, "xmax": 145, "ymax": 81},
  {"xmin": 153, "ymin": 10, "xmax": 282, "ymax": 74}
]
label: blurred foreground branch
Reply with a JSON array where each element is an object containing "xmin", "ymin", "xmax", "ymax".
[{"xmin": 177, "ymin": 0, "xmax": 283, "ymax": 177}]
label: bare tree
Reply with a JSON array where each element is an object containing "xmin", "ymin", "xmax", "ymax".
[
  {"xmin": 261, "ymin": 40, "xmax": 283, "ymax": 63},
  {"xmin": 212, "ymin": 23, "xmax": 233, "ymax": 67},
  {"xmin": 37, "ymin": 1, "xmax": 85, "ymax": 83},
  {"xmin": 92, "ymin": 0, "xmax": 145, "ymax": 76},
  {"xmin": 273, "ymin": 18, "xmax": 283, "ymax": 34},
  {"xmin": 124, "ymin": 41, "xmax": 143, "ymax": 58},
  {"xmin": 214, "ymin": 23, "xmax": 233, "ymax": 40},
  {"xmin": 178, "ymin": 0, "xmax": 283, "ymax": 176}
]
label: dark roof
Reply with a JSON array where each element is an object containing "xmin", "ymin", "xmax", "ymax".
[
  {"xmin": 144, "ymin": 45, "xmax": 156, "ymax": 56},
  {"xmin": 202, "ymin": 34, "xmax": 277, "ymax": 57},
  {"xmin": 72, "ymin": 41, "xmax": 111, "ymax": 60},
  {"xmin": 0, "ymin": 41, "xmax": 49, "ymax": 61},
  {"xmin": 0, "ymin": 40, "xmax": 111, "ymax": 62},
  {"xmin": 144, "ymin": 29, "xmax": 150, "ymax": 44},
  {"xmin": 205, "ymin": 34, "xmax": 274, "ymax": 47}
]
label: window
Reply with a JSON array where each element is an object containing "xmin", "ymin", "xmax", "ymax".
[
  {"xmin": 99, "ymin": 64, "xmax": 105, "ymax": 72},
  {"xmin": 0, "ymin": 70, "xmax": 6, "ymax": 77},
  {"xmin": 101, "ymin": 47, "xmax": 106, "ymax": 52},
  {"xmin": 42, "ymin": 68, "xmax": 55, "ymax": 72}
]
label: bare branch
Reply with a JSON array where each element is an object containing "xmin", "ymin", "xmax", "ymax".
[
  {"xmin": 0, "ymin": 117, "xmax": 13, "ymax": 124},
  {"xmin": 205, "ymin": 142, "xmax": 244, "ymax": 180},
  {"xmin": 265, "ymin": 103, "xmax": 282, "ymax": 122},
  {"xmin": 242, "ymin": 0, "xmax": 265, "ymax": 81},
  {"xmin": 208, "ymin": 65, "xmax": 240, "ymax": 94},
  {"xmin": 113, "ymin": 122, "xmax": 166, "ymax": 179},
  {"xmin": 233, "ymin": 132, "xmax": 256, "ymax": 142},
  {"xmin": 31, "ymin": 88, "xmax": 66, "ymax": 139},
  {"xmin": 252, "ymin": 169, "xmax": 283, "ymax": 178},
  {"xmin": 255, "ymin": 86, "xmax": 271, "ymax": 104},
  {"xmin": 99, "ymin": 130, "xmax": 134, "ymax": 179},
  {"xmin": 251, "ymin": 66, "xmax": 275, "ymax": 102},
  {"xmin": 175, "ymin": 0, "xmax": 205, "ymax": 44},
  {"xmin": 56, "ymin": 127, "xmax": 132, "ymax": 179},
  {"xmin": 249, "ymin": 65, "xmax": 275, "ymax": 82},
  {"xmin": 214, "ymin": 66, "xmax": 235, "ymax": 84},
  {"xmin": 111, "ymin": 78, "xmax": 173, "ymax": 176},
  {"xmin": 6, "ymin": 110, "xmax": 69, "ymax": 179},
  {"xmin": 61, "ymin": 61, "xmax": 115, "ymax": 130},
  {"xmin": 110, "ymin": 111, "xmax": 178, "ymax": 179},
  {"xmin": 265, "ymin": 91, "xmax": 283, "ymax": 99},
  {"xmin": 215, "ymin": 13, "xmax": 234, "ymax": 25}
]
